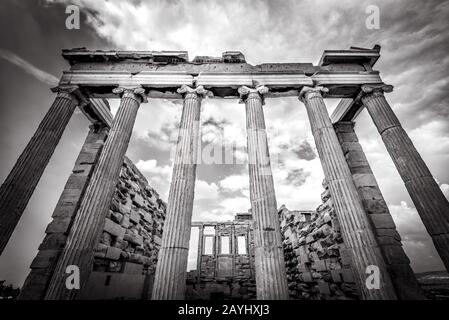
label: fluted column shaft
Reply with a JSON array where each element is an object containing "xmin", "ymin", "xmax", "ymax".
[
  {"xmin": 240, "ymin": 85, "xmax": 289, "ymax": 300},
  {"xmin": 44, "ymin": 87, "xmax": 145, "ymax": 300},
  {"xmin": 152, "ymin": 85, "xmax": 205, "ymax": 300},
  {"xmin": 362, "ymin": 84, "xmax": 449, "ymax": 271},
  {"xmin": 300, "ymin": 86, "xmax": 397, "ymax": 300},
  {"xmin": 0, "ymin": 86, "xmax": 78, "ymax": 255}
]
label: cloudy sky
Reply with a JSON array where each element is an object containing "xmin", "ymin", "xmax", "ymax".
[{"xmin": 0, "ymin": 0, "xmax": 448, "ymax": 287}]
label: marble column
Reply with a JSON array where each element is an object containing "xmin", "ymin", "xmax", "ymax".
[
  {"xmin": 239, "ymin": 85, "xmax": 289, "ymax": 300},
  {"xmin": 196, "ymin": 225, "xmax": 204, "ymax": 284},
  {"xmin": 152, "ymin": 85, "xmax": 207, "ymax": 300},
  {"xmin": 361, "ymin": 84, "xmax": 449, "ymax": 272},
  {"xmin": 0, "ymin": 85, "xmax": 79, "ymax": 255},
  {"xmin": 300, "ymin": 86, "xmax": 397, "ymax": 300},
  {"xmin": 44, "ymin": 86, "xmax": 146, "ymax": 300}
]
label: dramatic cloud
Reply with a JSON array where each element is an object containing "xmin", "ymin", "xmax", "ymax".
[{"xmin": 292, "ymin": 141, "xmax": 316, "ymax": 161}]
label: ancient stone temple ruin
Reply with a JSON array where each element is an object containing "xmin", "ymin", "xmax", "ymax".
[
  {"xmin": 1, "ymin": 46, "xmax": 449, "ymax": 300},
  {"xmin": 186, "ymin": 213, "xmax": 257, "ymax": 300}
]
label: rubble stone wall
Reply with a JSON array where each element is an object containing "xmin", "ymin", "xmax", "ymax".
[
  {"xmin": 81, "ymin": 157, "xmax": 166, "ymax": 299},
  {"xmin": 279, "ymin": 182, "xmax": 359, "ymax": 300}
]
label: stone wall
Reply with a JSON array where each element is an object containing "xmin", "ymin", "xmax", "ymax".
[
  {"xmin": 19, "ymin": 124, "xmax": 166, "ymax": 300},
  {"xmin": 81, "ymin": 157, "xmax": 166, "ymax": 299},
  {"xmin": 279, "ymin": 182, "xmax": 359, "ymax": 300}
]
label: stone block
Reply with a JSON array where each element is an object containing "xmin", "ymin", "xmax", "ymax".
[
  {"xmin": 45, "ymin": 217, "xmax": 71, "ymax": 234},
  {"xmin": 76, "ymin": 150, "xmax": 99, "ymax": 164},
  {"xmin": 331, "ymin": 269, "xmax": 343, "ymax": 283},
  {"xmin": 284, "ymin": 227, "xmax": 293, "ymax": 240},
  {"xmin": 305, "ymin": 234, "xmax": 315, "ymax": 244},
  {"xmin": 325, "ymin": 258, "xmax": 341, "ymax": 270},
  {"xmin": 339, "ymin": 141, "xmax": 363, "ymax": 154},
  {"xmin": 300, "ymin": 272, "xmax": 314, "ymax": 283},
  {"xmin": 361, "ymin": 198, "xmax": 389, "ymax": 215},
  {"xmin": 370, "ymin": 214, "xmax": 396, "ymax": 229},
  {"xmin": 358, "ymin": 186, "xmax": 384, "ymax": 201},
  {"xmin": 133, "ymin": 193, "xmax": 144, "ymax": 207},
  {"xmin": 123, "ymin": 262, "xmax": 144, "ymax": 275},
  {"xmin": 313, "ymin": 259, "xmax": 327, "ymax": 272},
  {"xmin": 105, "ymin": 246, "xmax": 122, "ymax": 260},
  {"xmin": 65, "ymin": 175, "xmax": 89, "ymax": 190},
  {"xmin": 339, "ymin": 246, "xmax": 352, "ymax": 267},
  {"xmin": 337, "ymin": 132, "xmax": 358, "ymax": 143},
  {"xmin": 121, "ymin": 215, "xmax": 130, "ymax": 228},
  {"xmin": 30, "ymin": 249, "xmax": 59, "ymax": 269},
  {"xmin": 299, "ymin": 253, "xmax": 310, "ymax": 265},
  {"xmin": 118, "ymin": 201, "xmax": 132, "ymax": 215},
  {"xmin": 333, "ymin": 122, "xmax": 355, "ymax": 134},
  {"xmin": 342, "ymin": 269, "xmax": 355, "ymax": 283},
  {"xmin": 297, "ymin": 263, "xmax": 309, "ymax": 273},
  {"xmin": 346, "ymin": 153, "xmax": 370, "ymax": 172},
  {"xmin": 280, "ymin": 219, "xmax": 287, "ymax": 229},
  {"xmin": 352, "ymin": 173, "xmax": 378, "ymax": 188},
  {"xmin": 39, "ymin": 233, "xmax": 67, "ymax": 250},
  {"xmin": 95, "ymin": 243, "xmax": 108, "ymax": 254},
  {"xmin": 323, "ymin": 212, "xmax": 332, "ymax": 223},
  {"xmin": 317, "ymin": 281, "xmax": 331, "ymax": 295},
  {"xmin": 309, "ymin": 252, "xmax": 319, "ymax": 261},
  {"xmin": 124, "ymin": 232, "xmax": 144, "ymax": 246},
  {"xmin": 18, "ymin": 269, "xmax": 51, "ymax": 299},
  {"xmin": 51, "ymin": 203, "xmax": 77, "ymax": 219},
  {"xmin": 72, "ymin": 163, "xmax": 93, "ymax": 175},
  {"xmin": 375, "ymin": 228, "xmax": 402, "ymax": 241},
  {"xmin": 110, "ymin": 211, "xmax": 124, "ymax": 224},
  {"xmin": 58, "ymin": 188, "xmax": 82, "ymax": 206},
  {"xmin": 130, "ymin": 210, "xmax": 140, "ymax": 224},
  {"xmin": 153, "ymin": 235, "xmax": 162, "ymax": 246},
  {"xmin": 103, "ymin": 218, "xmax": 126, "ymax": 238},
  {"xmin": 140, "ymin": 210, "xmax": 152, "ymax": 223},
  {"xmin": 382, "ymin": 245, "xmax": 410, "ymax": 265}
]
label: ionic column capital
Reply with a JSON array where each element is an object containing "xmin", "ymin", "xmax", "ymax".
[
  {"xmin": 298, "ymin": 86, "xmax": 329, "ymax": 102},
  {"xmin": 238, "ymin": 85, "xmax": 269, "ymax": 104},
  {"xmin": 360, "ymin": 84, "xmax": 394, "ymax": 102},
  {"xmin": 177, "ymin": 85, "xmax": 211, "ymax": 99},
  {"xmin": 51, "ymin": 85, "xmax": 80, "ymax": 103},
  {"xmin": 112, "ymin": 86, "xmax": 147, "ymax": 103}
]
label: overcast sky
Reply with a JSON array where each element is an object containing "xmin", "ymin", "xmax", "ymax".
[{"xmin": 0, "ymin": 0, "xmax": 448, "ymax": 287}]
